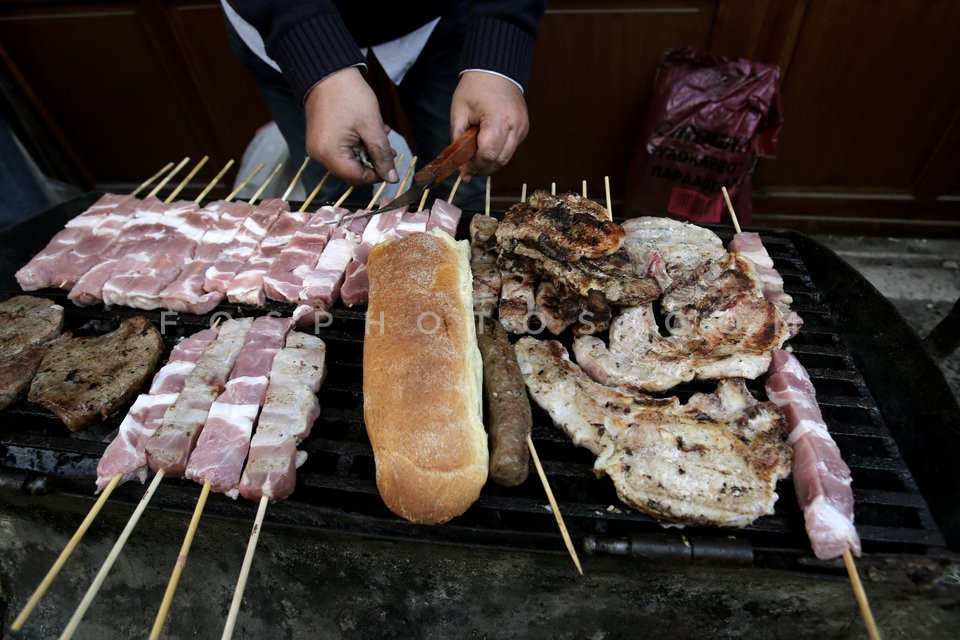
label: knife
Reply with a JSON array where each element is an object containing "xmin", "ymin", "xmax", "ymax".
[{"xmin": 326, "ymin": 125, "xmax": 479, "ymax": 225}]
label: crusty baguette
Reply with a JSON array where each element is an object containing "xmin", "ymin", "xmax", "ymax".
[{"xmin": 364, "ymin": 230, "xmax": 487, "ymax": 524}]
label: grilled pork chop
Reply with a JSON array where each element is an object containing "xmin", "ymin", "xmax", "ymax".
[
  {"xmin": 515, "ymin": 337, "xmax": 791, "ymax": 528},
  {"xmin": 496, "ymin": 191, "xmax": 624, "ymax": 262},
  {"xmin": 622, "ymin": 216, "xmax": 726, "ymax": 279},
  {"xmin": 0, "ymin": 295, "xmax": 64, "ymax": 359},
  {"xmin": 574, "ymin": 253, "xmax": 789, "ymax": 392},
  {"xmin": 595, "ymin": 377, "xmax": 791, "ymax": 528},
  {"xmin": 28, "ymin": 316, "xmax": 164, "ymax": 430}
]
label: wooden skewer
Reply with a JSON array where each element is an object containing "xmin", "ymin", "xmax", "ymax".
[
  {"xmin": 447, "ymin": 174, "xmax": 463, "ymax": 205},
  {"xmin": 604, "ymin": 176, "xmax": 612, "ymax": 220},
  {"xmin": 11, "ymin": 473, "xmax": 123, "ymax": 632},
  {"xmin": 393, "ymin": 153, "xmax": 414, "ymax": 197},
  {"xmin": 133, "ymin": 162, "xmax": 175, "ymax": 197},
  {"xmin": 720, "ymin": 186, "xmax": 742, "ymax": 233},
  {"xmin": 299, "ymin": 171, "xmax": 330, "ymax": 212},
  {"xmin": 221, "ymin": 495, "xmax": 269, "ymax": 640},
  {"xmin": 526, "ymin": 434, "xmax": 583, "ymax": 575},
  {"xmin": 333, "ymin": 185, "xmax": 355, "ymax": 208},
  {"xmin": 195, "ymin": 159, "xmax": 235, "ymax": 205},
  {"xmin": 417, "ymin": 188, "xmax": 430, "ymax": 212},
  {"xmin": 844, "ymin": 549, "xmax": 881, "ymax": 640},
  {"xmin": 282, "ymin": 156, "xmax": 311, "ymax": 202},
  {"xmin": 485, "ymin": 176, "xmax": 492, "ymax": 217},
  {"xmin": 146, "ymin": 157, "xmax": 190, "ymax": 199},
  {"xmin": 520, "ymin": 183, "xmax": 527, "ymax": 203},
  {"xmin": 249, "ymin": 162, "xmax": 284, "ymax": 206},
  {"xmin": 367, "ymin": 178, "xmax": 391, "ymax": 209},
  {"xmin": 149, "ymin": 480, "xmax": 212, "ymax": 640},
  {"xmin": 550, "ymin": 182, "xmax": 556, "ymax": 196},
  {"xmin": 226, "ymin": 163, "xmax": 264, "ymax": 202},
  {"xmin": 165, "ymin": 156, "xmax": 209, "ymax": 204},
  {"xmin": 582, "ymin": 179, "xmax": 588, "ymax": 198},
  {"xmin": 60, "ymin": 470, "xmax": 166, "ymax": 640},
  {"xmin": 367, "ymin": 153, "xmax": 404, "ymax": 209}
]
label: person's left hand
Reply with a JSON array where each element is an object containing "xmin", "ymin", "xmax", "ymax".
[{"xmin": 450, "ymin": 71, "xmax": 529, "ymax": 180}]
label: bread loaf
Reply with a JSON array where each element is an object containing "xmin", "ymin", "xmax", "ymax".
[{"xmin": 364, "ymin": 230, "xmax": 487, "ymax": 524}]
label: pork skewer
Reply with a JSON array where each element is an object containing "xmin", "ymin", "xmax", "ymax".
[
  {"xmin": 721, "ymin": 187, "xmax": 878, "ymax": 640},
  {"xmin": 155, "ymin": 166, "xmax": 318, "ymax": 636},
  {"xmin": 10, "ymin": 162, "xmax": 224, "ymax": 634},
  {"xmin": 15, "ymin": 161, "xmax": 180, "ymax": 291},
  {"xmin": 721, "ymin": 186, "xmax": 802, "ymax": 337},
  {"xmin": 224, "ymin": 331, "xmax": 328, "ymax": 640}
]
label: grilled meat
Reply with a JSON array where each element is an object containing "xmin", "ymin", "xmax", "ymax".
[
  {"xmin": 534, "ymin": 249, "xmax": 661, "ymax": 306},
  {"xmin": 469, "ymin": 214, "xmax": 501, "ymax": 318},
  {"xmin": 0, "ymin": 295, "xmax": 64, "ymax": 359},
  {"xmin": 515, "ymin": 337, "xmax": 791, "ymax": 528},
  {"xmin": 622, "ymin": 216, "xmax": 726, "ymax": 279},
  {"xmin": 28, "ymin": 316, "xmax": 164, "ymax": 430},
  {"xmin": 0, "ymin": 334, "xmax": 71, "ymax": 411},
  {"xmin": 574, "ymin": 253, "xmax": 789, "ymax": 392},
  {"xmin": 596, "ymin": 377, "xmax": 791, "ymax": 528},
  {"xmin": 496, "ymin": 191, "xmax": 624, "ymax": 262},
  {"xmin": 514, "ymin": 337, "xmax": 673, "ymax": 453}
]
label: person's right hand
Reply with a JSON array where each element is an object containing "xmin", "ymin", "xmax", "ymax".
[{"xmin": 304, "ymin": 67, "xmax": 398, "ymax": 186}]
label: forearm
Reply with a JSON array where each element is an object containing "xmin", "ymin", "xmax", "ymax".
[
  {"xmin": 225, "ymin": 0, "xmax": 365, "ymax": 101},
  {"xmin": 460, "ymin": 0, "xmax": 548, "ymax": 90}
]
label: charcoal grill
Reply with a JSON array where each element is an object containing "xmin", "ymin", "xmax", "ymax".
[{"xmin": 1, "ymin": 192, "xmax": 957, "ymax": 576}]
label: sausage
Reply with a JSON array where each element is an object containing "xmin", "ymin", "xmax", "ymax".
[{"xmin": 477, "ymin": 316, "xmax": 531, "ymax": 486}]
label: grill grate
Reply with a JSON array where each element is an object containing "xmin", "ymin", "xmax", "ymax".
[{"xmin": 0, "ymin": 194, "xmax": 948, "ymax": 570}]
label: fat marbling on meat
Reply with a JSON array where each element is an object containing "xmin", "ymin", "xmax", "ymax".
[
  {"xmin": 96, "ymin": 327, "xmax": 220, "ymax": 491},
  {"xmin": 145, "ymin": 318, "xmax": 253, "ymax": 476},
  {"xmin": 765, "ymin": 349, "xmax": 861, "ymax": 559},
  {"xmin": 515, "ymin": 337, "xmax": 791, "ymax": 528},
  {"xmin": 238, "ymin": 331, "xmax": 327, "ymax": 501},
  {"xmin": 184, "ymin": 316, "xmax": 292, "ymax": 497}
]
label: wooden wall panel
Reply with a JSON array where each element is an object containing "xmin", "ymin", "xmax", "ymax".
[
  {"xmin": 497, "ymin": 1, "xmax": 718, "ymax": 199},
  {"xmin": 754, "ymin": 0, "xmax": 960, "ymax": 192},
  {"xmin": 168, "ymin": 2, "xmax": 270, "ymax": 165},
  {"xmin": 0, "ymin": 2, "xmax": 209, "ymax": 186}
]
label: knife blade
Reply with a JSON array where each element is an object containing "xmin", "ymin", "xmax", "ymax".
[{"xmin": 325, "ymin": 126, "xmax": 479, "ymax": 225}]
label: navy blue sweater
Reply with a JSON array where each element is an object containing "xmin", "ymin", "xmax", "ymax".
[{"xmin": 226, "ymin": 1, "xmax": 547, "ymax": 100}]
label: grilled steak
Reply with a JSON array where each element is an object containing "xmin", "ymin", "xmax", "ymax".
[
  {"xmin": 496, "ymin": 191, "xmax": 624, "ymax": 262},
  {"xmin": 515, "ymin": 337, "xmax": 791, "ymax": 528},
  {"xmin": 0, "ymin": 295, "xmax": 64, "ymax": 359},
  {"xmin": 0, "ymin": 334, "xmax": 71, "ymax": 411},
  {"xmin": 28, "ymin": 316, "xmax": 164, "ymax": 430},
  {"xmin": 534, "ymin": 249, "xmax": 662, "ymax": 306}
]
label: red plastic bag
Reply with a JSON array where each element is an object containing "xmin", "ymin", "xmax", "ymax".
[{"xmin": 624, "ymin": 46, "xmax": 782, "ymax": 226}]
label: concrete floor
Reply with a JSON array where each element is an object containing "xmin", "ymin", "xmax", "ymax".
[
  {"xmin": 2, "ymin": 231, "xmax": 959, "ymax": 639},
  {"xmin": 812, "ymin": 234, "xmax": 960, "ymax": 403}
]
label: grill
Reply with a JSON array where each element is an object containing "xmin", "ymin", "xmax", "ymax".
[{"xmin": 1, "ymin": 192, "xmax": 956, "ymax": 575}]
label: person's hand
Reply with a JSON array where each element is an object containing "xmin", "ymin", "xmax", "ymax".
[
  {"xmin": 450, "ymin": 71, "xmax": 529, "ymax": 180},
  {"xmin": 304, "ymin": 67, "xmax": 398, "ymax": 186}
]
